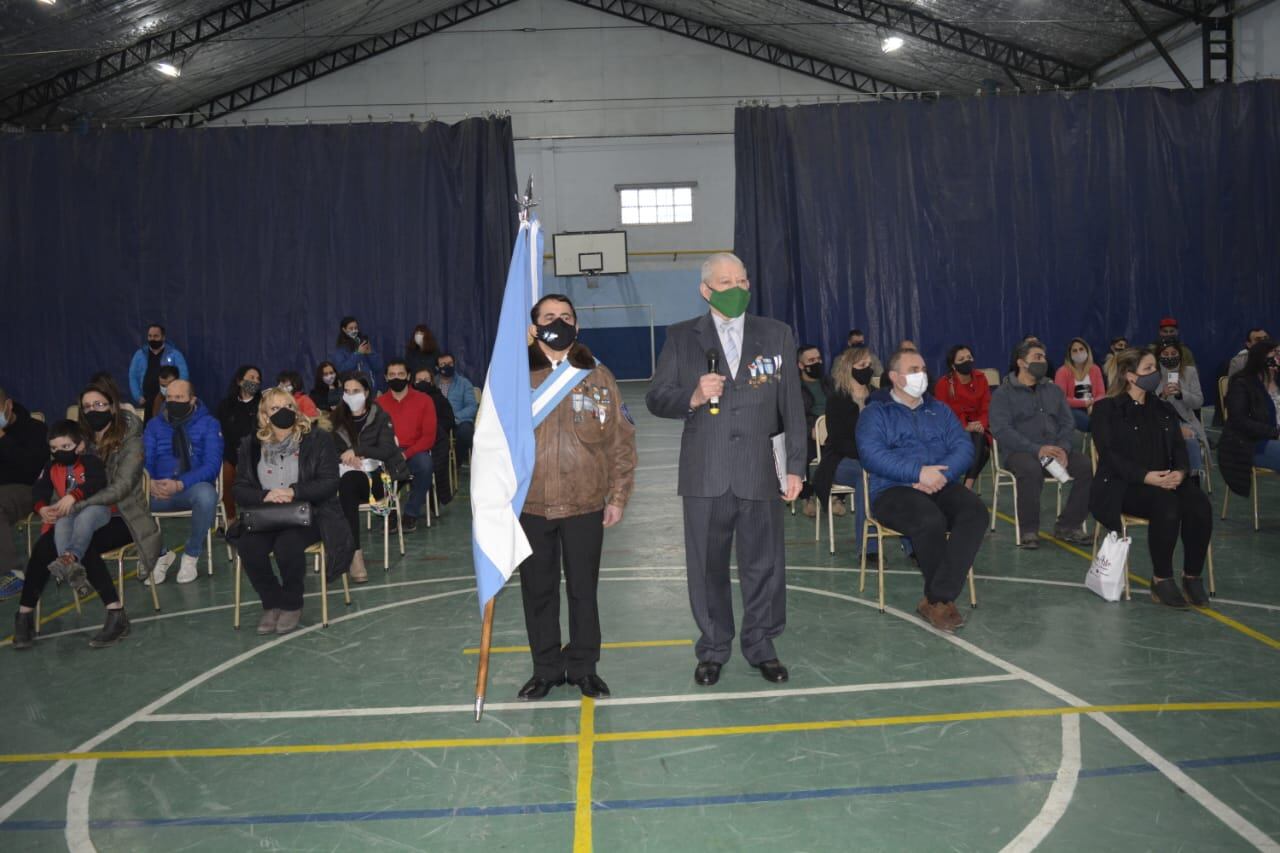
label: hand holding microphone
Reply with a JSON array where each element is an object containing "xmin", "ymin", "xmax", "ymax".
[{"xmin": 691, "ymin": 349, "xmax": 725, "ymax": 412}]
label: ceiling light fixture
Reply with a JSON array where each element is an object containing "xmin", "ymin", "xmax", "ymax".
[
  {"xmin": 154, "ymin": 62, "xmax": 181, "ymax": 78},
  {"xmin": 881, "ymin": 35, "xmax": 904, "ymax": 53},
  {"xmin": 37, "ymin": 0, "xmax": 57, "ymax": 6}
]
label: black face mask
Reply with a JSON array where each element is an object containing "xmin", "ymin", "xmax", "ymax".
[
  {"xmin": 1160, "ymin": 333, "xmax": 1180, "ymax": 345},
  {"xmin": 1159, "ymin": 356, "xmax": 1180, "ymax": 370},
  {"xmin": 84, "ymin": 410, "xmax": 113, "ymax": 432},
  {"xmin": 413, "ymin": 381, "xmax": 432, "ymax": 394},
  {"xmin": 269, "ymin": 408, "xmax": 297, "ymax": 429},
  {"xmin": 387, "ymin": 378, "xmax": 409, "ymax": 393},
  {"xmin": 148, "ymin": 340, "xmax": 164, "ymax": 352},
  {"xmin": 1267, "ymin": 356, "xmax": 1280, "ymax": 371},
  {"xmin": 849, "ymin": 339, "xmax": 865, "ymax": 349},
  {"xmin": 953, "ymin": 361, "xmax": 974, "ymax": 376},
  {"xmin": 535, "ymin": 319, "xmax": 577, "ymax": 352},
  {"xmin": 804, "ymin": 363, "xmax": 825, "ymax": 379},
  {"xmin": 438, "ymin": 365, "xmax": 456, "ymax": 379},
  {"xmin": 166, "ymin": 401, "xmax": 193, "ymax": 421},
  {"xmin": 851, "ymin": 366, "xmax": 874, "ymax": 386},
  {"xmin": 52, "ymin": 449, "xmax": 78, "ymax": 466}
]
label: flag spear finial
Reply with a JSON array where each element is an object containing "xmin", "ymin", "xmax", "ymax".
[{"xmin": 517, "ymin": 176, "xmax": 537, "ymax": 222}]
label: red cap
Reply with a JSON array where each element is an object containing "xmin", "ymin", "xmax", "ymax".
[{"xmin": 1159, "ymin": 316, "xmax": 1178, "ymax": 328}]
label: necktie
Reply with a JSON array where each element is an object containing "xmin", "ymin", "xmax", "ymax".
[{"xmin": 723, "ymin": 323, "xmax": 740, "ymax": 378}]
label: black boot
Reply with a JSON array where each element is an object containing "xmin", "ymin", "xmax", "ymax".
[
  {"xmin": 88, "ymin": 607, "xmax": 130, "ymax": 648},
  {"xmin": 12, "ymin": 611, "xmax": 35, "ymax": 651}
]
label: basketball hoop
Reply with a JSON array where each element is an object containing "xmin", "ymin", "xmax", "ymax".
[{"xmin": 583, "ymin": 266, "xmax": 602, "ymax": 289}]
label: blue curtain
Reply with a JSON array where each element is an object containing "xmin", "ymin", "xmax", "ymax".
[
  {"xmin": 0, "ymin": 118, "xmax": 517, "ymax": 417},
  {"xmin": 734, "ymin": 81, "xmax": 1279, "ymax": 378}
]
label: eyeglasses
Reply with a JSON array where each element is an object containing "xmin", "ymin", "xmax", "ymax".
[{"xmin": 82, "ymin": 401, "xmax": 112, "ymax": 412}]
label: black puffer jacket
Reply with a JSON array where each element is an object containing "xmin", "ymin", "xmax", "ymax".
[
  {"xmin": 1089, "ymin": 394, "xmax": 1189, "ymax": 533},
  {"xmin": 333, "ymin": 403, "xmax": 410, "ymax": 481},
  {"xmin": 1218, "ymin": 373, "xmax": 1280, "ymax": 496}
]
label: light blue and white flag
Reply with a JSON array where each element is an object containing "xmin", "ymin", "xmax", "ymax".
[{"xmin": 470, "ymin": 217, "xmax": 542, "ymax": 613}]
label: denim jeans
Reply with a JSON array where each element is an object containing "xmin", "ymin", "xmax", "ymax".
[
  {"xmin": 1184, "ymin": 436, "xmax": 1204, "ymax": 475},
  {"xmin": 403, "ymin": 451, "xmax": 435, "ymax": 520},
  {"xmin": 832, "ymin": 458, "xmax": 872, "ymax": 553},
  {"xmin": 1071, "ymin": 408, "xmax": 1091, "ymax": 433},
  {"xmin": 151, "ymin": 480, "xmax": 218, "ymax": 557},
  {"xmin": 53, "ymin": 504, "xmax": 112, "ymax": 560}
]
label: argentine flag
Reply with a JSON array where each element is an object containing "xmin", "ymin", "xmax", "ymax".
[{"xmin": 470, "ymin": 217, "xmax": 541, "ymax": 612}]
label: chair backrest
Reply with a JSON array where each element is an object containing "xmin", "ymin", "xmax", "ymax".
[
  {"xmin": 862, "ymin": 467, "xmax": 873, "ymax": 516},
  {"xmin": 991, "ymin": 437, "xmax": 1002, "ymax": 469},
  {"xmin": 66, "ymin": 405, "xmax": 80, "ymax": 420},
  {"xmin": 31, "ymin": 411, "xmax": 45, "ymax": 422},
  {"xmin": 814, "ymin": 415, "xmax": 828, "ymax": 460},
  {"xmin": 1217, "ymin": 376, "xmax": 1229, "ymax": 421},
  {"xmin": 1089, "ymin": 441, "xmax": 1098, "ymax": 472},
  {"xmin": 980, "ymin": 368, "xmax": 1001, "ymax": 387}
]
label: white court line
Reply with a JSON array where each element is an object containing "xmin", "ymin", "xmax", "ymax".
[
  {"xmin": 0, "ymin": 588, "xmax": 474, "ymax": 828},
  {"xmin": 791, "ymin": 584, "xmax": 1278, "ymax": 852},
  {"xmin": 139, "ymin": 674, "xmax": 1023, "ymax": 723},
  {"xmin": 1000, "ymin": 715, "xmax": 1081, "ymax": 853},
  {"xmin": 65, "ymin": 760, "xmax": 96, "ymax": 853}
]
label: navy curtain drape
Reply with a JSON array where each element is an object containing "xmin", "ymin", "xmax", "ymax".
[
  {"xmin": 734, "ymin": 81, "xmax": 1279, "ymax": 378},
  {"xmin": 1, "ymin": 118, "xmax": 517, "ymax": 417}
]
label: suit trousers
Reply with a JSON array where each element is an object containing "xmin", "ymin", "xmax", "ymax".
[
  {"xmin": 517, "ymin": 510, "xmax": 605, "ymax": 681},
  {"xmin": 682, "ymin": 491, "xmax": 786, "ymax": 665}
]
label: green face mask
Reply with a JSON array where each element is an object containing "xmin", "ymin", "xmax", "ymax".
[{"xmin": 707, "ymin": 285, "xmax": 750, "ymax": 319}]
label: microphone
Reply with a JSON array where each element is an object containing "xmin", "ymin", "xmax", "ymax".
[{"xmin": 707, "ymin": 349, "xmax": 720, "ymax": 415}]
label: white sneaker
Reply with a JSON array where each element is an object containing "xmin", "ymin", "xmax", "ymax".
[
  {"xmin": 176, "ymin": 554, "xmax": 200, "ymax": 584},
  {"xmin": 151, "ymin": 551, "xmax": 177, "ymax": 584}
]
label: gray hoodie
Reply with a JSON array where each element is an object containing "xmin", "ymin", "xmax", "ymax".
[{"xmin": 989, "ymin": 372, "xmax": 1075, "ymax": 456}]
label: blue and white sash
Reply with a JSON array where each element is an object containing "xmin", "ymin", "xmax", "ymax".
[{"xmin": 531, "ymin": 360, "xmax": 592, "ymax": 428}]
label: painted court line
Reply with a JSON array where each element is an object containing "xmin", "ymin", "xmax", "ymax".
[
  {"xmin": 138, "ymin": 674, "xmax": 1022, "ymax": 723},
  {"xmin": 4, "ymin": 749, "xmax": 1277, "ymax": 834},
  {"xmin": 463, "ymin": 639, "xmax": 692, "ymax": 655},
  {"xmin": 1000, "ymin": 715, "xmax": 1081, "ymax": 853},
  {"xmin": 574, "ymin": 697, "xmax": 595, "ymax": 853}
]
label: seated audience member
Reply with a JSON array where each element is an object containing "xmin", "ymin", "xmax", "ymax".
[
  {"xmin": 330, "ymin": 316, "xmax": 384, "ymax": 388},
  {"xmin": 1055, "ymin": 338, "xmax": 1104, "ymax": 433},
  {"xmin": 1009, "ymin": 335, "xmax": 1055, "ymax": 378},
  {"xmin": 376, "ymin": 359, "xmax": 437, "ymax": 530},
  {"xmin": 276, "ymin": 370, "xmax": 319, "ymax": 418},
  {"xmin": 1102, "ymin": 336, "xmax": 1129, "ymax": 389},
  {"xmin": 1092, "ymin": 349, "xmax": 1213, "ymax": 607},
  {"xmin": 405, "ymin": 324, "xmax": 441, "ymax": 377},
  {"xmin": 989, "ymin": 340, "xmax": 1093, "ymax": 548},
  {"xmin": 413, "ymin": 366, "xmax": 455, "ymax": 506},
  {"xmin": 128, "ymin": 324, "xmax": 189, "ymax": 409},
  {"xmin": 1155, "ymin": 342, "xmax": 1207, "ymax": 477},
  {"xmin": 12, "ymin": 382, "xmax": 162, "ymax": 650},
  {"xmin": 145, "ymin": 380, "xmax": 224, "ymax": 584},
  {"xmin": 797, "ymin": 344, "xmax": 833, "ymax": 516},
  {"xmin": 308, "ymin": 361, "xmax": 342, "ymax": 413},
  {"xmin": 147, "ymin": 365, "xmax": 181, "ymax": 421},
  {"xmin": 229, "ymin": 390, "xmax": 353, "ymax": 635},
  {"xmin": 0, "ymin": 387, "xmax": 48, "ymax": 600},
  {"xmin": 34, "ymin": 420, "xmax": 109, "ymax": 599},
  {"xmin": 856, "ymin": 349, "xmax": 984, "ymax": 632},
  {"xmin": 1218, "ymin": 339, "xmax": 1280, "ymax": 498},
  {"xmin": 934, "ymin": 345, "xmax": 991, "ymax": 489},
  {"xmin": 435, "ymin": 352, "xmax": 477, "ymax": 464},
  {"xmin": 332, "ymin": 372, "xmax": 409, "ymax": 583},
  {"xmin": 846, "ymin": 329, "xmax": 884, "ymax": 376},
  {"xmin": 1151, "ymin": 316, "xmax": 1196, "ymax": 367},
  {"xmin": 216, "ymin": 365, "xmax": 262, "ymax": 524},
  {"xmin": 811, "ymin": 347, "xmax": 874, "ymax": 545},
  {"xmin": 1229, "ymin": 328, "xmax": 1271, "ymax": 377}
]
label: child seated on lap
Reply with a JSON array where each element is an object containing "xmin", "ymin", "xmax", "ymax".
[{"xmin": 33, "ymin": 420, "xmax": 110, "ymax": 598}]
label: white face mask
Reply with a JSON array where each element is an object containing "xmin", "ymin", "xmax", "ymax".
[
  {"xmin": 281, "ymin": 384, "xmax": 293, "ymax": 394},
  {"xmin": 1071, "ymin": 351, "xmax": 1088, "ymax": 365},
  {"xmin": 901, "ymin": 372, "xmax": 929, "ymax": 399},
  {"xmin": 343, "ymin": 392, "xmax": 367, "ymax": 412},
  {"xmin": 414, "ymin": 333, "xmax": 425, "ymax": 347}
]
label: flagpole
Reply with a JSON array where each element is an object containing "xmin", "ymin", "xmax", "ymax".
[{"xmin": 474, "ymin": 596, "xmax": 496, "ymax": 722}]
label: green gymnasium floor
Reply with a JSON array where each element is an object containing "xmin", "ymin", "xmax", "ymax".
[{"xmin": 2, "ymin": 382, "xmax": 1278, "ymax": 852}]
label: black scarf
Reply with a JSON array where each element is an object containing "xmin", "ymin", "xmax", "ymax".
[{"xmin": 168, "ymin": 408, "xmax": 195, "ymax": 475}]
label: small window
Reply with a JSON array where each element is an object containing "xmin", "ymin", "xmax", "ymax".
[{"xmin": 619, "ymin": 183, "xmax": 694, "ymax": 225}]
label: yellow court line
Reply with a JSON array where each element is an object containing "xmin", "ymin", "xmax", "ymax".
[
  {"xmin": 993, "ymin": 510, "xmax": 1280, "ymax": 650},
  {"xmin": 463, "ymin": 639, "xmax": 692, "ymax": 655},
  {"xmin": 3, "ymin": 701, "xmax": 1278, "ymax": 765},
  {"xmin": 574, "ymin": 697, "xmax": 596, "ymax": 853}
]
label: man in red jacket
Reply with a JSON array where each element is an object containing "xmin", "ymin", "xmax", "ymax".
[{"xmin": 377, "ymin": 359, "xmax": 437, "ymax": 532}]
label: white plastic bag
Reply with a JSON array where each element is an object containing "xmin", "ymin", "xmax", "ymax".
[{"xmin": 1086, "ymin": 531, "xmax": 1130, "ymax": 602}]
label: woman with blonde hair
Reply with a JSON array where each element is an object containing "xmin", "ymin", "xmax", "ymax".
[
  {"xmin": 1055, "ymin": 337, "xmax": 1104, "ymax": 433},
  {"xmin": 811, "ymin": 346, "xmax": 875, "ymax": 553},
  {"xmin": 229, "ymin": 389, "xmax": 353, "ymax": 635}
]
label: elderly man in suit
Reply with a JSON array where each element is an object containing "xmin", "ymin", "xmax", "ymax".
[{"xmin": 646, "ymin": 253, "xmax": 806, "ymax": 686}]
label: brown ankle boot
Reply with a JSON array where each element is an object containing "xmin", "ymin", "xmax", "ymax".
[{"xmin": 349, "ymin": 550, "xmax": 368, "ymax": 584}]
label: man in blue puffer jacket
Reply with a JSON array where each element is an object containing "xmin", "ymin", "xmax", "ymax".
[
  {"xmin": 143, "ymin": 380, "xmax": 224, "ymax": 585},
  {"xmin": 857, "ymin": 348, "xmax": 986, "ymax": 633}
]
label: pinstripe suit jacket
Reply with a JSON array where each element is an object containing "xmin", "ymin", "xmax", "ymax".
[{"xmin": 646, "ymin": 312, "xmax": 806, "ymax": 500}]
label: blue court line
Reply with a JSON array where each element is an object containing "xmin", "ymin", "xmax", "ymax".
[{"xmin": 4, "ymin": 751, "xmax": 1278, "ymax": 832}]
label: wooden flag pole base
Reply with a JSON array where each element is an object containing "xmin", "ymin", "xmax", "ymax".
[{"xmin": 474, "ymin": 597, "xmax": 496, "ymax": 722}]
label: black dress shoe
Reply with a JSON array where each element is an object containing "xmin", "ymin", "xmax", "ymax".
[
  {"xmin": 1182, "ymin": 575, "xmax": 1210, "ymax": 607},
  {"xmin": 517, "ymin": 674, "xmax": 566, "ymax": 700},
  {"xmin": 88, "ymin": 607, "xmax": 130, "ymax": 648},
  {"xmin": 753, "ymin": 659, "xmax": 789, "ymax": 683},
  {"xmin": 568, "ymin": 674, "xmax": 611, "ymax": 698},
  {"xmin": 694, "ymin": 661, "xmax": 722, "ymax": 686}
]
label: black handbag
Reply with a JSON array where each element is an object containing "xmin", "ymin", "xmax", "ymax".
[{"xmin": 234, "ymin": 502, "xmax": 312, "ymax": 535}]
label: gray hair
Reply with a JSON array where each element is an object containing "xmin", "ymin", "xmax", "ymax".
[{"xmin": 701, "ymin": 252, "xmax": 746, "ymax": 284}]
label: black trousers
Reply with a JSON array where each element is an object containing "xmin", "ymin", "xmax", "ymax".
[
  {"xmin": 682, "ymin": 492, "xmax": 786, "ymax": 665},
  {"xmin": 517, "ymin": 510, "xmax": 605, "ymax": 680},
  {"xmin": 1121, "ymin": 482, "xmax": 1212, "ymax": 579},
  {"xmin": 872, "ymin": 483, "xmax": 986, "ymax": 604},
  {"xmin": 1005, "ymin": 450, "xmax": 1092, "ymax": 533},
  {"xmin": 431, "ymin": 443, "xmax": 453, "ymax": 505},
  {"xmin": 965, "ymin": 432, "xmax": 991, "ymax": 481},
  {"xmin": 338, "ymin": 470, "xmax": 385, "ymax": 548},
  {"xmin": 21, "ymin": 517, "xmax": 133, "ymax": 608},
  {"xmin": 237, "ymin": 525, "xmax": 322, "ymax": 611}
]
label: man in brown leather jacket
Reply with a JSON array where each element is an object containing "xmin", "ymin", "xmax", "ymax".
[{"xmin": 516, "ymin": 294, "xmax": 638, "ymax": 700}]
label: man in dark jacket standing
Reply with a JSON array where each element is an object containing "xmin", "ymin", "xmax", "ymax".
[
  {"xmin": 0, "ymin": 389, "xmax": 48, "ymax": 599},
  {"xmin": 646, "ymin": 253, "xmax": 806, "ymax": 688},
  {"xmin": 989, "ymin": 340, "xmax": 1093, "ymax": 548},
  {"xmin": 857, "ymin": 349, "xmax": 984, "ymax": 632}
]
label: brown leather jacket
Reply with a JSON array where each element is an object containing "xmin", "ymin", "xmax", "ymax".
[{"xmin": 522, "ymin": 343, "xmax": 637, "ymax": 520}]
